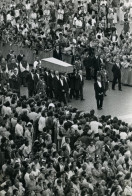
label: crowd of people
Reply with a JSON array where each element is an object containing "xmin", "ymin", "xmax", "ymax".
[
  {"xmin": 1, "ymin": 61, "xmax": 132, "ymax": 195},
  {"xmin": 0, "ymin": 0, "xmax": 132, "ymax": 84},
  {"xmin": 1, "ymin": 0, "xmax": 132, "ymax": 196}
]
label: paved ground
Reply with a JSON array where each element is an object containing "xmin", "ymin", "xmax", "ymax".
[{"xmin": 70, "ymin": 80, "xmax": 132, "ymax": 124}]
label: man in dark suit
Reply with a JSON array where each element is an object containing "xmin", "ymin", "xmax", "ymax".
[
  {"xmin": 59, "ymin": 73, "xmax": 66, "ymax": 104},
  {"xmin": 0, "ymin": 67, "xmax": 9, "ymax": 90},
  {"xmin": 53, "ymin": 71, "xmax": 61, "ymax": 100},
  {"xmin": 11, "ymin": 68, "xmax": 21, "ymax": 95},
  {"xmin": 34, "ymin": 69, "xmax": 40, "ymax": 94},
  {"xmin": 27, "ymin": 69, "xmax": 34, "ymax": 97},
  {"xmin": 17, "ymin": 50, "xmax": 24, "ymax": 64},
  {"xmin": 79, "ymin": 70, "xmax": 85, "ymax": 101},
  {"xmin": 47, "ymin": 70, "xmax": 54, "ymax": 99},
  {"xmin": 63, "ymin": 72, "xmax": 70, "ymax": 103},
  {"xmin": 43, "ymin": 68, "xmax": 49, "ymax": 97},
  {"xmin": 83, "ymin": 53, "xmax": 92, "ymax": 80},
  {"xmin": 92, "ymin": 53, "xmax": 101, "ymax": 81},
  {"xmin": 69, "ymin": 69, "xmax": 76, "ymax": 99},
  {"xmin": 53, "ymin": 45, "xmax": 62, "ymax": 60},
  {"xmin": 112, "ymin": 58, "xmax": 122, "ymax": 91},
  {"xmin": 75, "ymin": 70, "xmax": 85, "ymax": 100},
  {"xmin": 7, "ymin": 58, "xmax": 18, "ymax": 72},
  {"xmin": 94, "ymin": 75, "xmax": 104, "ymax": 110}
]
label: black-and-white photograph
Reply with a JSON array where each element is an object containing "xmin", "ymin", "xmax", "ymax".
[{"xmin": 0, "ymin": 0, "xmax": 132, "ymax": 195}]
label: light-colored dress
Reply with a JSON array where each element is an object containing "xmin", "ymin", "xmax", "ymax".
[{"xmin": 119, "ymin": 6, "xmax": 124, "ymax": 22}]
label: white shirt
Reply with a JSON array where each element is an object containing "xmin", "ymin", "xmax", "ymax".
[
  {"xmin": 120, "ymin": 132, "xmax": 128, "ymax": 140},
  {"xmin": 28, "ymin": 112, "xmax": 38, "ymax": 122},
  {"xmin": 24, "ymin": 173, "xmax": 30, "ymax": 187},
  {"xmin": 90, "ymin": 121, "xmax": 102, "ymax": 134},
  {"xmin": 2, "ymin": 106, "xmax": 12, "ymax": 117},
  {"xmin": 56, "ymin": 76, "xmax": 59, "ymax": 80},
  {"xmin": 7, "ymin": 14, "xmax": 12, "ymax": 21},
  {"xmin": 57, "ymin": 9, "xmax": 64, "ymax": 20},
  {"xmin": 33, "ymin": 61, "xmax": 39, "ymax": 70},
  {"xmin": 75, "ymin": 19, "xmax": 83, "ymax": 28},
  {"xmin": 60, "ymin": 79, "xmax": 63, "ymax": 86},
  {"xmin": 80, "ymin": 75, "xmax": 82, "ymax": 81},
  {"xmin": 38, "ymin": 116, "xmax": 46, "ymax": 132},
  {"xmin": 97, "ymin": 81, "xmax": 102, "ymax": 88},
  {"xmin": 15, "ymin": 123, "xmax": 24, "ymax": 137},
  {"xmin": 26, "ymin": 3, "xmax": 31, "ymax": 10}
]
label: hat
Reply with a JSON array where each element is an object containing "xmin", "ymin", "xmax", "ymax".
[
  {"xmin": 27, "ymin": 122, "xmax": 32, "ymax": 126},
  {"xmin": 48, "ymin": 103, "xmax": 55, "ymax": 108}
]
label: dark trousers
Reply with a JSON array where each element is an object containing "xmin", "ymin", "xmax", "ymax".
[
  {"xmin": 29, "ymin": 88, "xmax": 34, "ymax": 97},
  {"xmin": 48, "ymin": 88, "xmax": 54, "ymax": 99},
  {"xmin": 54, "ymin": 90, "xmax": 59, "ymax": 100},
  {"xmin": 86, "ymin": 67, "xmax": 91, "ymax": 80},
  {"xmin": 70, "ymin": 88, "xmax": 75, "ymax": 99},
  {"xmin": 112, "ymin": 75, "xmax": 121, "ymax": 90},
  {"xmin": 96, "ymin": 95, "xmax": 103, "ymax": 109},
  {"xmin": 75, "ymin": 90, "xmax": 79, "ymax": 99},
  {"xmin": 79, "ymin": 86, "xmax": 83, "ymax": 100},
  {"xmin": 59, "ymin": 92, "xmax": 67, "ymax": 104},
  {"xmin": 94, "ymin": 69, "xmax": 98, "ymax": 81}
]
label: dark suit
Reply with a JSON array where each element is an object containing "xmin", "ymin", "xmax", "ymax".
[
  {"xmin": 112, "ymin": 63, "xmax": 121, "ymax": 90},
  {"xmin": 0, "ymin": 72, "xmax": 9, "ymax": 89},
  {"xmin": 53, "ymin": 49, "xmax": 62, "ymax": 60},
  {"xmin": 59, "ymin": 79, "xmax": 66, "ymax": 104},
  {"xmin": 7, "ymin": 62, "xmax": 18, "ymax": 71},
  {"xmin": 83, "ymin": 56, "xmax": 92, "ymax": 80},
  {"xmin": 53, "ymin": 76, "xmax": 60, "ymax": 100},
  {"xmin": 63, "ymin": 76, "xmax": 70, "ymax": 102},
  {"xmin": 92, "ymin": 56, "xmax": 101, "ymax": 80},
  {"xmin": 27, "ymin": 73, "xmax": 34, "ymax": 97},
  {"xmin": 11, "ymin": 74, "xmax": 20, "ymax": 94},
  {"xmin": 75, "ymin": 74, "xmax": 84, "ymax": 100},
  {"xmin": 47, "ymin": 73, "xmax": 54, "ymax": 98},
  {"xmin": 34, "ymin": 73, "xmax": 40, "ymax": 93},
  {"xmin": 20, "ymin": 70, "xmax": 29, "ymax": 87},
  {"xmin": 94, "ymin": 81, "xmax": 104, "ymax": 109},
  {"xmin": 55, "ymin": 163, "xmax": 64, "ymax": 173},
  {"xmin": 44, "ymin": 71, "xmax": 49, "ymax": 97},
  {"xmin": 69, "ymin": 72, "xmax": 76, "ymax": 99},
  {"xmin": 17, "ymin": 54, "xmax": 24, "ymax": 63}
]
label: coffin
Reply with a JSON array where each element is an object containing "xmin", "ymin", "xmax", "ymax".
[{"xmin": 41, "ymin": 57, "xmax": 73, "ymax": 73}]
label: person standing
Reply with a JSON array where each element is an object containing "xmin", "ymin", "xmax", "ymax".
[
  {"xmin": 112, "ymin": 58, "xmax": 122, "ymax": 91},
  {"xmin": 34, "ymin": 69, "xmax": 40, "ymax": 94},
  {"xmin": 47, "ymin": 70, "xmax": 54, "ymax": 99},
  {"xmin": 53, "ymin": 45, "xmax": 62, "ymax": 60},
  {"xmin": 59, "ymin": 73, "xmax": 67, "ymax": 104},
  {"xmin": 63, "ymin": 72, "xmax": 70, "ymax": 103},
  {"xmin": 17, "ymin": 50, "xmax": 24, "ymax": 64},
  {"xmin": 27, "ymin": 69, "xmax": 34, "ymax": 97},
  {"xmin": 94, "ymin": 75, "xmax": 104, "ymax": 110},
  {"xmin": 11, "ymin": 68, "xmax": 21, "ymax": 95},
  {"xmin": 53, "ymin": 71, "xmax": 60, "ymax": 100},
  {"xmin": 36, "ymin": 76, "xmax": 46, "ymax": 97},
  {"xmin": 83, "ymin": 52, "xmax": 92, "ymax": 80},
  {"xmin": 100, "ymin": 65, "xmax": 109, "ymax": 96},
  {"xmin": 75, "ymin": 70, "xmax": 85, "ymax": 100},
  {"xmin": 92, "ymin": 53, "xmax": 101, "ymax": 81},
  {"xmin": 79, "ymin": 70, "xmax": 85, "ymax": 101}
]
